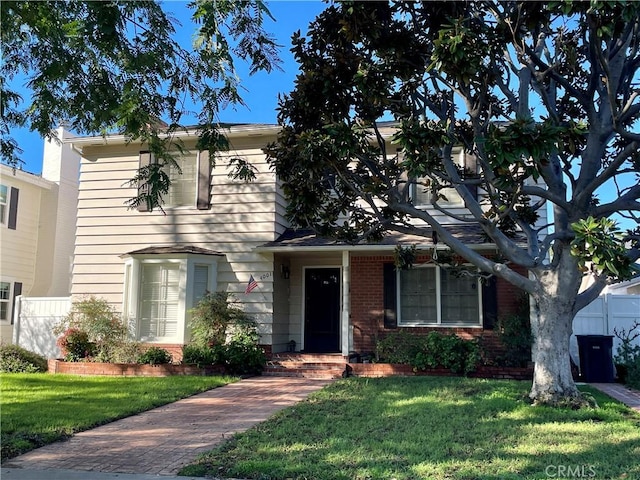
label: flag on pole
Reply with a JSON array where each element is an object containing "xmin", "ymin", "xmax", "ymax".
[{"xmin": 245, "ymin": 275, "xmax": 258, "ymax": 294}]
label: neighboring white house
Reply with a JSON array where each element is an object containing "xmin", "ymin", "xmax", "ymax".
[
  {"xmin": 605, "ymin": 275, "xmax": 640, "ymax": 295},
  {"xmin": 0, "ymin": 129, "xmax": 80, "ymax": 343}
]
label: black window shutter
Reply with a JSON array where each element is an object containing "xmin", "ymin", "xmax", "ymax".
[
  {"xmin": 482, "ymin": 276, "xmax": 497, "ymax": 330},
  {"xmin": 383, "ymin": 263, "xmax": 398, "ymax": 329},
  {"xmin": 138, "ymin": 151, "xmax": 152, "ymax": 212},
  {"xmin": 463, "ymin": 153, "xmax": 479, "ymax": 201},
  {"xmin": 197, "ymin": 150, "xmax": 211, "ymax": 210},
  {"xmin": 11, "ymin": 282, "xmax": 22, "ymax": 325},
  {"xmin": 8, "ymin": 187, "xmax": 18, "ymax": 230}
]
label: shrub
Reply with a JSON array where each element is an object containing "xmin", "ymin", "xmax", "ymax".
[
  {"xmin": 222, "ymin": 322, "xmax": 266, "ymax": 375},
  {"xmin": 185, "ymin": 292, "xmax": 265, "ymax": 374},
  {"xmin": 54, "ymin": 297, "xmax": 130, "ymax": 362},
  {"xmin": 56, "ymin": 328, "xmax": 95, "ymax": 361},
  {"xmin": 182, "ymin": 344, "xmax": 223, "ymax": 368},
  {"xmin": 411, "ymin": 331, "xmax": 480, "ymax": 375},
  {"xmin": 188, "ymin": 292, "xmax": 249, "ymax": 347},
  {"xmin": 0, "ymin": 344, "xmax": 48, "ymax": 373},
  {"xmin": 106, "ymin": 341, "xmax": 144, "ymax": 364},
  {"xmin": 375, "ymin": 330, "xmax": 423, "ymax": 364},
  {"xmin": 376, "ymin": 330, "xmax": 479, "ymax": 375},
  {"xmin": 495, "ymin": 294, "xmax": 533, "ymax": 367},
  {"xmin": 138, "ymin": 347, "xmax": 173, "ymax": 365},
  {"xmin": 626, "ymin": 356, "xmax": 640, "ymax": 390},
  {"xmin": 614, "ymin": 321, "xmax": 640, "ymax": 386}
]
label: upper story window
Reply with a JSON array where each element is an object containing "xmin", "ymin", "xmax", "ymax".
[
  {"xmin": 0, "ymin": 185, "xmax": 7, "ymax": 224},
  {"xmin": 0, "ymin": 184, "xmax": 18, "ymax": 230},
  {"xmin": 411, "ymin": 149, "xmax": 476, "ymax": 209},
  {"xmin": 166, "ymin": 154, "xmax": 198, "ymax": 207},
  {"xmin": 137, "ymin": 150, "xmax": 211, "ymax": 212}
]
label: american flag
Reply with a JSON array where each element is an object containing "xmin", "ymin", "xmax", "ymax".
[{"xmin": 245, "ymin": 275, "xmax": 258, "ymax": 294}]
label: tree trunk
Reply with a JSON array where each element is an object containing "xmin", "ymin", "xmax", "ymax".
[
  {"xmin": 529, "ymin": 296, "xmax": 582, "ymax": 406},
  {"xmin": 529, "ymin": 254, "xmax": 589, "ymax": 407}
]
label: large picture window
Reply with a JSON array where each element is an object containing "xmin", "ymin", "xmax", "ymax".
[{"xmin": 398, "ymin": 266, "xmax": 481, "ymax": 326}]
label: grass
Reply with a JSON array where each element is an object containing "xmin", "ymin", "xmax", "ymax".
[
  {"xmin": 181, "ymin": 377, "xmax": 640, "ymax": 480},
  {"xmin": 0, "ymin": 373, "xmax": 237, "ymax": 460}
]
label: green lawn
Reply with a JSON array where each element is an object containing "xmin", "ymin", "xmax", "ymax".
[
  {"xmin": 0, "ymin": 373, "xmax": 237, "ymax": 460},
  {"xmin": 181, "ymin": 377, "xmax": 640, "ymax": 480}
]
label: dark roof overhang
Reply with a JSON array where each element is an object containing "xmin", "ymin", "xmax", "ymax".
[
  {"xmin": 256, "ymin": 227, "xmax": 505, "ymax": 253},
  {"xmin": 120, "ymin": 245, "xmax": 224, "ymax": 257}
]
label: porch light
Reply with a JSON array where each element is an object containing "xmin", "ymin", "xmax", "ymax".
[{"xmin": 281, "ymin": 264, "xmax": 290, "ymax": 279}]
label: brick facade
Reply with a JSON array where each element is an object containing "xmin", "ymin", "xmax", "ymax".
[{"xmin": 349, "ymin": 254, "xmax": 528, "ymax": 356}]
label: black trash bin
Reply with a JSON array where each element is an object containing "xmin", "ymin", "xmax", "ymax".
[{"xmin": 576, "ymin": 335, "xmax": 615, "ymax": 382}]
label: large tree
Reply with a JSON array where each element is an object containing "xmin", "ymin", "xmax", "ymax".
[
  {"xmin": 1, "ymin": 0, "xmax": 279, "ymax": 209},
  {"xmin": 267, "ymin": 1, "xmax": 640, "ymax": 406}
]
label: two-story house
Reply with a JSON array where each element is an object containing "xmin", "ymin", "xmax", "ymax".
[
  {"xmin": 67, "ymin": 124, "xmax": 538, "ymax": 360},
  {"xmin": 0, "ymin": 129, "xmax": 80, "ymax": 343}
]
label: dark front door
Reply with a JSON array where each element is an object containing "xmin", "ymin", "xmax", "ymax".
[{"xmin": 304, "ymin": 267, "xmax": 341, "ymax": 353}]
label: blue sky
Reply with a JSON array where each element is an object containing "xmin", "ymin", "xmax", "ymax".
[
  {"xmin": 11, "ymin": 1, "xmax": 327, "ymax": 175},
  {"xmin": 8, "ymin": 1, "xmax": 637, "ymax": 232}
]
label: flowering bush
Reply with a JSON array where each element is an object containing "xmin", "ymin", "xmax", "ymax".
[
  {"xmin": 53, "ymin": 296, "xmax": 131, "ymax": 362},
  {"xmin": 56, "ymin": 328, "xmax": 95, "ymax": 361}
]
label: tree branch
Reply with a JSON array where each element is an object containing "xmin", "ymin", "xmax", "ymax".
[{"xmin": 576, "ymin": 141, "xmax": 639, "ymax": 203}]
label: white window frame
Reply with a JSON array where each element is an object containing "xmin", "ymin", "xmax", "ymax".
[
  {"xmin": 0, "ymin": 184, "xmax": 7, "ymax": 225},
  {"xmin": 0, "ymin": 281, "xmax": 11, "ymax": 323},
  {"xmin": 165, "ymin": 152, "xmax": 198, "ymax": 208},
  {"xmin": 397, "ymin": 265, "xmax": 482, "ymax": 327},
  {"xmin": 123, "ymin": 253, "xmax": 218, "ymax": 343},
  {"xmin": 411, "ymin": 148, "xmax": 470, "ymax": 209}
]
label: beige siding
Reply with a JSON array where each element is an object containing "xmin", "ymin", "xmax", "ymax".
[
  {"xmin": 271, "ymin": 253, "xmax": 291, "ymax": 352},
  {"xmin": 0, "ymin": 141, "xmax": 79, "ymax": 343},
  {"xmin": 0, "ymin": 171, "xmax": 47, "ymax": 342},
  {"xmin": 71, "ymin": 132, "xmax": 284, "ymax": 343},
  {"xmin": 0, "ymin": 172, "xmax": 47, "ymax": 300}
]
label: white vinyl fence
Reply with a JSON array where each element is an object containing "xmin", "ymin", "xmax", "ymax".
[
  {"xmin": 571, "ymin": 294, "xmax": 640, "ymax": 365},
  {"xmin": 13, "ymin": 296, "xmax": 71, "ymax": 359}
]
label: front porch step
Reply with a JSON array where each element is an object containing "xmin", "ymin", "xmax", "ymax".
[
  {"xmin": 262, "ymin": 366, "xmax": 346, "ymax": 379},
  {"xmin": 270, "ymin": 353, "xmax": 348, "ymax": 363},
  {"xmin": 264, "ymin": 354, "xmax": 348, "ymax": 379}
]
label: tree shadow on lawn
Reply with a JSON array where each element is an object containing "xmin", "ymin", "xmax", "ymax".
[{"xmin": 183, "ymin": 377, "xmax": 640, "ymax": 480}]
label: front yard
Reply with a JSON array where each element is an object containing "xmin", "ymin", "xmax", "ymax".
[
  {"xmin": 2, "ymin": 373, "xmax": 639, "ymax": 479},
  {"xmin": 182, "ymin": 377, "xmax": 640, "ymax": 480},
  {"xmin": 0, "ymin": 373, "xmax": 237, "ymax": 460}
]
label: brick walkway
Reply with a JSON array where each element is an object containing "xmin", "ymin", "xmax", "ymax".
[
  {"xmin": 2, "ymin": 376, "xmax": 332, "ymax": 476},
  {"xmin": 590, "ymin": 382, "xmax": 640, "ymax": 412}
]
